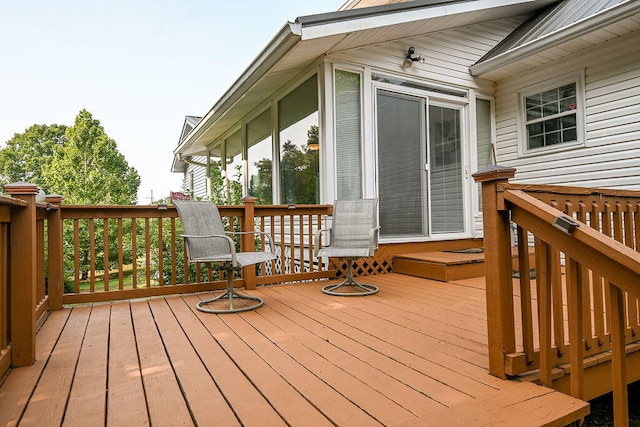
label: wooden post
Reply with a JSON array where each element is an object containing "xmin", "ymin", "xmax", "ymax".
[
  {"xmin": 5, "ymin": 182, "xmax": 39, "ymax": 367},
  {"xmin": 241, "ymin": 196, "xmax": 257, "ymax": 290},
  {"xmin": 472, "ymin": 165, "xmax": 517, "ymax": 379},
  {"xmin": 46, "ymin": 194, "xmax": 65, "ymax": 311}
]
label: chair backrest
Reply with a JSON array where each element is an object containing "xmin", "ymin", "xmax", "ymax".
[
  {"xmin": 173, "ymin": 200, "xmax": 230, "ymax": 262},
  {"xmin": 330, "ymin": 199, "xmax": 378, "ymax": 249}
]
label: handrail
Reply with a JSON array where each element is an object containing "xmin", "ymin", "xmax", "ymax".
[
  {"xmin": 504, "ymin": 189, "xmax": 640, "ymax": 295},
  {"xmin": 475, "ymin": 166, "xmax": 640, "ymax": 425}
]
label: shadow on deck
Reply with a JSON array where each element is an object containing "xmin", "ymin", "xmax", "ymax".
[{"xmin": 0, "ymin": 274, "xmax": 588, "ymax": 426}]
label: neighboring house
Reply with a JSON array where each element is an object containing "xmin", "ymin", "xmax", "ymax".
[
  {"xmin": 171, "ymin": 115, "xmax": 207, "ymax": 199},
  {"xmin": 172, "ymin": 0, "xmax": 640, "ymax": 245}
]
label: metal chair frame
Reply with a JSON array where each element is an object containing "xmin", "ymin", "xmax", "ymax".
[
  {"xmin": 314, "ymin": 199, "xmax": 380, "ymax": 296},
  {"xmin": 174, "ymin": 200, "xmax": 276, "ymax": 313}
]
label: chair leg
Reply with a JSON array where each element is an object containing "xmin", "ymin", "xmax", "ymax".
[
  {"xmin": 322, "ymin": 259, "xmax": 379, "ymax": 296},
  {"xmin": 196, "ymin": 267, "xmax": 264, "ymax": 313}
]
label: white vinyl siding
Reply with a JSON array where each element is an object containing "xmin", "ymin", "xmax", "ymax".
[
  {"xmin": 183, "ymin": 156, "xmax": 208, "ymax": 199},
  {"xmin": 494, "ymin": 30, "xmax": 640, "ymax": 190},
  {"xmin": 328, "ymin": 18, "xmax": 524, "ymax": 96}
]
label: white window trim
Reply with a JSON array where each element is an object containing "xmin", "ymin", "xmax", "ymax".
[{"xmin": 517, "ymin": 70, "xmax": 586, "ymax": 158}]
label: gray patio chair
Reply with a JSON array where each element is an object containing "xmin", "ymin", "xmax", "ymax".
[
  {"xmin": 173, "ymin": 200, "xmax": 276, "ymax": 313},
  {"xmin": 314, "ymin": 199, "xmax": 380, "ymax": 296}
]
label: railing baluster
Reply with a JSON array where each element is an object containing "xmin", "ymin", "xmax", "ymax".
[
  {"xmin": 74, "ymin": 219, "xmax": 81, "ymax": 292},
  {"xmin": 551, "ymin": 248, "xmax": 565, "ymax": 358},
  {"xmin": 145, "ymin": 218, "xmax": 151, "ymax": 287},
  {"xmin": 516, "ymin": 226, "xmax": 534, "ymax": 363},
  {"xmin": 170, "ymin": 217, "xmax": 176, "ymax": 286},
  {"xmin": 132, "ymin": 219, "xmax": 137, "ymax": 289},
  {"xmin": 103, "ymin": 219, "xmax": 109, "ymax": 291},
  {"xmin": 118, "ymin": 218, "xmax": 124, "ymax": 290},
  {"xmin": 158, "ymin": 218, "xmax": 164, "ymax": 286},
  {"xmin": 536, "ymin": 238, "xmax": 553, "ymax": 388},
  {"xmin": 89, "ymin": 219, "xmax": 96, "ymax": 293},
  {"xmin": 567, "ymin": 257, "xmax": 584, "ymax": 399},
  {"xmin": 609, "ymin": 282, "xmax": 629, "ymax": 424}
]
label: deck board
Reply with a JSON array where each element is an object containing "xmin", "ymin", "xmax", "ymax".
[
  {"xmin": 63, "ymin": 303, "xmax": 109, "ymax": 427},
  {"xmin": 0, "ymin": 273, "xmax": 589, "ymax": 426}
]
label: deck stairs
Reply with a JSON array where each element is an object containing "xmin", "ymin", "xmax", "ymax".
[{"xmin": 394, "ymin": 247, "xmax": 532, "ymax": 281}]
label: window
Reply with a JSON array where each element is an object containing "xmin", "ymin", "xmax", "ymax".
[
  {"xmin": 335, "ymin": 69, "xmax": 362, "ymax": 200},
  {"xmin": 247, "ymin": 108, "xmax": 273, "ymax": 204},
  {"xmin": 278, "ymin": 75, "xmax": 319, "ymax": 204},
  {"xmin": 520, "ymin": 74, "xmax": 583, "ymax": 153}
]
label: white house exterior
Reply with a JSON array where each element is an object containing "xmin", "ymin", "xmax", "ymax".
[
  {"xmin": 171, "ymin": 116, "xmax": 208, "ymax": 199},
  {"xmin": 172, "ymin": 0, "xmax": 640, "ymax": 244}
]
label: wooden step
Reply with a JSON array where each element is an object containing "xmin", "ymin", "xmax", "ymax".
[
  {"xmin": 394, "ymin": 247, "xmax": 536, "ymax": 281},
  {"xmin": 393, "ymin": 249, "xmax": 485, "ymax": 281}
]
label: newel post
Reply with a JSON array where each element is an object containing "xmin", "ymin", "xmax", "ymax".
[
  {"xmin": 4, "ymin": 182, "xmax": 39, "ymax": 366},
  {"xmin": 241, "ymin": 196, "xmax": 257, "ymax": 290},
  {"xmin": 472, "ymin": 165, "xmax": 517, "ymax": 379},
  {"xmin": 46, "ymin": 194, "xmax": 65, "ymax": 311}
]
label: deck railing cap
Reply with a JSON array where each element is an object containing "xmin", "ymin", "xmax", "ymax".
[
  {"xmin": 472, "ymin": 165, "xmax": 516, "ymax": 183},
  {"xmin": 4, "ymin": 182, "xmax": 41, "ymax": 195},
  {"xmin": 45, "ymin": 194, "xmax": 65, "ymax": 204}
]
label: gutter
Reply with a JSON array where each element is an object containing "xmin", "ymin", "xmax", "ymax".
[{"xmin": 470, "ymin": 0, "xmax": 640, "ymax": 76}]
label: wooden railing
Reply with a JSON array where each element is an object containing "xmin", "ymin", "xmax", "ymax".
[
  {"xmin": 0, "ymin": 184, "xmax": 54, "ymax": 373},
  {"xmin": 0, "ymin": 184, "xmax": 335, "ymax": 371},
  {"xmin": 475, "ymin": 166, "xmax": 640, "ymax": 425},
  {"xmin": 54, "ymin": 198, "xmax": 334, "ymax": 305}
]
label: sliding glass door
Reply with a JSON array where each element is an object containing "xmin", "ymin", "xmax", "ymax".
[{"xmin": 376, "ymin": 89, "xmax": 465, "ymax": 238}]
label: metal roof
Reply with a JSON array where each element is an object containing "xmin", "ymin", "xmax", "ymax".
[
  {"xmin": 470, "ymin": 0, "xmax": 640, "ymax": 78},
  {"xmin": 174, "ymin": 0, "xmax": 555, "ymax": 158}
]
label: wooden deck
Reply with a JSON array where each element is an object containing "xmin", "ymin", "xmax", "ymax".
[{"xmin": 0, "ymin": 273, "xmax": 589, "ymax": 426}]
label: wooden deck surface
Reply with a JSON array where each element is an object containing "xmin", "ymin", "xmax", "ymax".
[{"xmin": 0, "ymin": 273, "xmax": 588, "ymax": 426}]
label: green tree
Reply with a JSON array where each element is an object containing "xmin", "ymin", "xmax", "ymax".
[
  {"xmin": 43, "ymin": 109, "xmax": 140, "ymax": 204},
  {"xmin": 46, "ymin": 110, "xmax": 141, "ymax": 285},
  {"xmin": 0, "ymin": 123, "xmax": 67, "ymax": 192}
]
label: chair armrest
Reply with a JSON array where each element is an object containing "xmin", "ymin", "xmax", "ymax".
[
  {"xmin": 314, "ymin": 227, "xmax": 332, "ymax": 257},
  {"xmin": 224, "ymin": 230, "xmax": 277, "ymax": 255},
  {"xmin": 368, "ymin": 226, "xmax": 381, "ymax": 256}
]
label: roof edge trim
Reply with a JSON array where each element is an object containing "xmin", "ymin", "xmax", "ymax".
[{"xmin": 470, "ymin": 0, "xmax": 639, "ymax": 77}]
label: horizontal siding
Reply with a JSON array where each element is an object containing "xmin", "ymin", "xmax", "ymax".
[
  {"xmin": 494, "ymin": 30, "xmax": 640, "ymax": 190},
  {"xmin": 329, "ymin": 18, "xmax": 524, "ymax": 95},
  {"xmin": 184, "ymin": 156, "xmax": 208, "ymax": 199}
]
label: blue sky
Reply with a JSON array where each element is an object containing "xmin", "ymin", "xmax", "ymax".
[{"xmin": 0, "ymin": 0, "xmax": 345, "ymax": 203}]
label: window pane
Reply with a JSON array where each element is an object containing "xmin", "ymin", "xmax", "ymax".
[
  {"xmin": 247, "ymin": 109, "xmax": 273, "ymax": 204},
  {"xmin": 430, "ymin": 105, "xmax": 464, "ymax": 234},
  {"xmin": 476, "ymin": 98, "xmax": 492, "ymax": 209},
  {"xmin": 335, "ymin": 70, "xmax": 362, "ymax": 200},
  {"xmin": 525, "ymin": 82, "xmax": 578, "ymax": 150},
  {"xmin": 377, "ymin": 91, "xmax": 424, "ymax": 237},
  {"xmin": 278, "ymin": 75, "xmax": 319, "ymax": 204},
  {"xmin": 225, "ymin": 130, "xmax": 243, "ymax": 203}
]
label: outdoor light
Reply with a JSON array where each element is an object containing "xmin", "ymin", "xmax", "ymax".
[
  {"xmin": 402, "ymin": 46, "xmax": 423, "ymax": 68},
  {"xmin": 552, "ymin": 215, "xmax": 580, "ymax": 235}
]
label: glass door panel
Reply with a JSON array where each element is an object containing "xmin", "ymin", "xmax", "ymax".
[
  {"xmin": 376, "ymin": 91, "xmax": 425, "ymax": 237},
  {"xmin": 429, "ymin": 105, "xmax": 464, "ymax": 233}
]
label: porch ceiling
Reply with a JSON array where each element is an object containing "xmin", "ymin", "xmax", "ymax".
[{"xmin": 174, "ymin": 0, "xmax": 553, "ymax": 158}]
